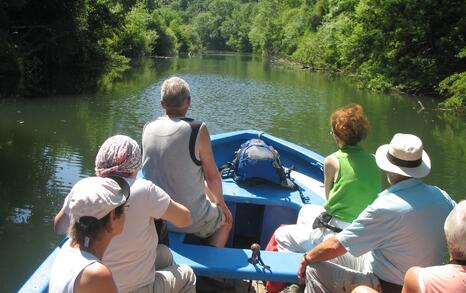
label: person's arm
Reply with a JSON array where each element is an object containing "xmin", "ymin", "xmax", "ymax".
[
  {"xmin": 323, "ymin": 154, "xmax": 339, "ymax": 199},
  {"xmin": 402, "ymin": 267, "xmax": 422, "ymax": 293},
  {"xmin": 297, "ymin": 236, "xmax": 347, "ymax": 283},
  {"xmin": 198, "ymin": 126, "xmax": 232, "ymax": 224},
  {"xmin": 54, "ymin": 208, "xmax": 70, "ymax": 235},
  {"xmin": 204, "ymin": 182, "xmax": 217, "ymax": 203},
  {"xmin": 161, "ymin": 199, "xmax": 192, "ymax": 228},
  {"xmin": 74, "ymin": 262, "xmax": 118, "ymax": 293}
]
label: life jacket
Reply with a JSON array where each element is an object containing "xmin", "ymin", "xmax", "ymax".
[{"xmin": 221, "ymin": 138, "xmax": 296, "ymax": 189}]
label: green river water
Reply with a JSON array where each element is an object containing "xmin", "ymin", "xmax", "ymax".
[{"xmin": 1, "ymin": 53, "xmax": 465, "ymax": 292}]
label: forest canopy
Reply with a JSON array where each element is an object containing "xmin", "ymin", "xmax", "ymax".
[{"xmin": 1, "ymin": 0, "xmax": 465, "ymax": 110}]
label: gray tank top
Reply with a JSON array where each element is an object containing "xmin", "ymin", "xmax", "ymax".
[{"xmin": 142, "ymin": 117, "xmax": 208, "ymax": 224}]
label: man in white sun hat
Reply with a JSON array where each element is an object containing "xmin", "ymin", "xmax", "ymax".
[{"xmin": 296, "ymin": 133, "xmax": 456, "ymax": 293}]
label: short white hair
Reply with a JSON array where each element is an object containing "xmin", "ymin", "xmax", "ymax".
[
  {"xmin": 444, "ymin": 200, "xmax": 466, "ymax": 257},
  {"xmin": 160, "ymin": 76, "xmax": 190, "ymax": 108}
]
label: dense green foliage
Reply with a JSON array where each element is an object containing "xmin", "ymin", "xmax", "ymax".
[
  {"xmin": 245, "ymin": 0, "xmax": 465, "ymax": 109},
  {"xmin": 0, "ymin": 0, "xmax": 200, "ymax": 94},
  {"xmin": 160, "ymin": 0, "xmax": 466, "ymax": 109},
  {"xmin": 438, "ymin": 47, "xmax": 466, "ymax": 111},
  {"xmin": 1, "ymin": 0, "xmax": 465, "ymax": 109}
]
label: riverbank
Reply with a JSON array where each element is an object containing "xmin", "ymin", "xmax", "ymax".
[{"xmin": 267, "ymin": 55, "xmax": 465, "ymax": 113}]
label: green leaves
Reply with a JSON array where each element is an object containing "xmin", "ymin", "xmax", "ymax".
[
  {"xmin": 3, "ymin": 0, "xmax": 465, "ymax": 108},
  {"xmin": 439, "ymin": 69, "xmax": 466, "ymax": 112}
]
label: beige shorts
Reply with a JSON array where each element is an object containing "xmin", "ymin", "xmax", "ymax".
[
  {"xmin": 129, "ymin": 263, "xmax": 196, "ymax": 293},
  {"xmin": 128, "ymin": 245, "xmax": 196, "ymax": 293}
]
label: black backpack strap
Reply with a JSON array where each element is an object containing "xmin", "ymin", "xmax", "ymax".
[
  {"xmin": 219, "ymin": 162, "xmax": 235, "ymax": 179},
  {"xmin": 179, "ymin": 118, "xmax": 202, "ymax": 166}
]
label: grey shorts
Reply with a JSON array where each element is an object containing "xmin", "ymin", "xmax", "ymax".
[{"xmin": 169, "ymin": 200, "xmax": 225, "ymax": 238}]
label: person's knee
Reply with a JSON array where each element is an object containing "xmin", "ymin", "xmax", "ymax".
[
  {"xmin": 306, "ymin": 262, "xmax": 379, "ymax": 293},
  {"xmin": 303, "ymin": 264, "xmax": 327, "ymax": 293},
  {"xmin": 305, "ymin": 262, "xmax": 330, "ymax": 281},
  {"xmin": 351, "ymin": 285, "xmax": 378, "ymax": 293},
  {"xmin": 274, "ymin": 226, "xmax": 290, "ymax": 245},
  {"xmin": 155, "ymin": 244, "xmax": 173, "ymax": 270},
  {"xmin": 216, "ymin": 222, "xmax": 232, "ymax": 241},
  {"xmin": 179, "ymin": 264, "xmax": 196, "ymax": 285},
  {"xmin": 223, "ymin": 219, "xmax": 233, "ymax": 229},
  {"xmin": 306, "ymin": 262, "xmax": 319, "ymax": 278},
  {"xmin": 218, "ymin": 220, "xmax": 232, "ymax": 233}
]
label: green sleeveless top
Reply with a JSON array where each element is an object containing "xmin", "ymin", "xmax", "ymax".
[{"xmin": 323, "ymin": 145, "xmax": 381, "ymax": 223}]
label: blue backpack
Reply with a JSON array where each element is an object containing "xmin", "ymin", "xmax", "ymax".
[{"xmin": 221, "ymin": 139, "xmax": 296, "ymax": 189}]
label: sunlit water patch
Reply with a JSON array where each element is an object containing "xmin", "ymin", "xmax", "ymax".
[
  {"xmin": 7, "ymin": 207, "xmax": 32, "ymax": 224},
  {"xmin": 134, "ymin": 73, "xmax": 323, "ymax": 136},
  {"xmin": 48, "ymin": 149, "xmax": 86, "ymax": 196}
]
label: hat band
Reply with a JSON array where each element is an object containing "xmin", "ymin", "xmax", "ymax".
[{"xmin": 386, "ymin": 152, "xmax": 422, "ymax": 168}]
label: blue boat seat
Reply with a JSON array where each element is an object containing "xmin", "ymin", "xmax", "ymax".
[{"xmin": 169, "ymin": 232, "xmax": 302, "ymax": 282}]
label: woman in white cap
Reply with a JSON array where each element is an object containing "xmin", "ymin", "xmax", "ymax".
[
  {"xmin": 49, "ymin": 176, "xmax": 130, "ymax": 293},
  {"xmin": 54, "ymin": 135, "xmax": 195, "ymax": 293}
]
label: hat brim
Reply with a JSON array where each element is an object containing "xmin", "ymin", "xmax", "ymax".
[
  {"xmin": 375, "ymin": 144, "xmax": 431, "ymax": 178},
  {"xmin": 107, "ymin": 175, "xmax": 131, "ymax": 203}
]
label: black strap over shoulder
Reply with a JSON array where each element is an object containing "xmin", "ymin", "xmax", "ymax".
[
  {"xmin": 179, "ymin": 118, "xmax": 203, "ymax": 166},
  {"xmin": 312, "ymin": 212, "xmax": 342, "ymax": 233}
]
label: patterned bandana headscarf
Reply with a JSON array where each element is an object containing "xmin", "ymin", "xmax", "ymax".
[{"xmin": 95, "ymin": 135, "xmax": 142, "ymax": 178}]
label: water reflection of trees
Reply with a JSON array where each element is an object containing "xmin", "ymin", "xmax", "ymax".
[{"xmin": 431, "ymin": 112, "xmax": 466, "ymax": 201}]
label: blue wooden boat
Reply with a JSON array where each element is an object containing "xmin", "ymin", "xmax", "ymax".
[{"xmin": 19, "ymin": 130, "xmax": 325, "ymax": 292}]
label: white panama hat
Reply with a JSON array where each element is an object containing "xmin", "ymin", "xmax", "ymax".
[{"xmin": 375, "ymin": 133, "xmax": 431, "ymax": 178}]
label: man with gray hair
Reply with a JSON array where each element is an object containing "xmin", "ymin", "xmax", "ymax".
[
  {"xmin": 142, "ymin": 76, "xmax": 233, "ymax": 247},
  {"xmin": 297, "ymin": 133, "xmax": 456, "ymax": 293},
  {"xmin": 400, "ymin": 200, "xmax": 466, "ymax": 292}
]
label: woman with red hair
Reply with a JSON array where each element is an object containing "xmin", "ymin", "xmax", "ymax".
[
  {"xmin": 276, "ymin": 104, "xmax": 381, "ymax": 252},
  {"xmin": 267, "ymin": 104, "xmax": 382, "ymax": 292}
]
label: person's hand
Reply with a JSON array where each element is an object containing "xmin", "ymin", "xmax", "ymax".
[
  {"xmin": 220, "ymin": 202, "xmax": 233, "ymax": 225},
  {"xmin": 297, "ymin": 255, "xmax": 308, "ymax": 284}
]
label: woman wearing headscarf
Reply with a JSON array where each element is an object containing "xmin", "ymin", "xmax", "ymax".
[{"xmin": 54, "ymin": 135, "xmax": 196, "ymax": 293}]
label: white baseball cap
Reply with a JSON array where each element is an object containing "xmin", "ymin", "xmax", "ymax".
[{"xmin": 68, "ymin": 176, "xmax": 130, "ymax": 222}]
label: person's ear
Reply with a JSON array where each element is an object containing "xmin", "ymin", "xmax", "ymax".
[
  {"xmin": 184, "ymin": 96, "xmax": 191, "ymax": 108},
  {"xmin": 106, "ymin": 210, "xmax": 116, "ymax": 233}
]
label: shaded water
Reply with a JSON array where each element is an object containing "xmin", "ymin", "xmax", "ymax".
[{"xmin": 1, "ymin": 53, "xmax": 465, "ymax": 291}]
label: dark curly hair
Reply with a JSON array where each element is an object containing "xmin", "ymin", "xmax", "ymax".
[
  {"xmin": 330, "ymin": 104, "xmax": 369, "ymax": 146},
  {"xmin": 69, "ymin": 204, "xmax": 125, "ymax": 248}
]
